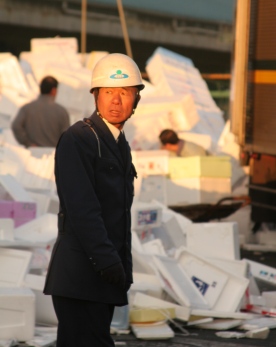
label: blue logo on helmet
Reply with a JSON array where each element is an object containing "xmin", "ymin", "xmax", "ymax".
[{"xmin": 110, "ymin": 70, "xmax": 129, "ymax": 79}]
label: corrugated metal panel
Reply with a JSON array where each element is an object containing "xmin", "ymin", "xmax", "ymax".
[
  {"xmin": 87, "ymin": 0, "xmax": 236, "ymax": 23},
  {"xmin": 245, "ymin": 0, "xmax": 276, "ymax": 155},
  {"xmin": 255, "ymin": 0, "xmax": 276, "ymax": 60},
  {"xmin": 253, "ymin": 85, "xmax": 276, "ymax": 151}
]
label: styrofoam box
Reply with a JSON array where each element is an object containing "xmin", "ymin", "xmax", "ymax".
[
  {"xmin": 132, "ymin": 292, "xmax": 190, "ymax": 322},
  {"xmin": 0, "ymin": 218, "xmax": 14, "ymax": 241},
  {"xmin": 14, "ymin": 213, "xmax": 57, "ymax": 243},
  {"xmin": 24, "ymin": 273, "xmax": 58, "ymax": 325},
  {"xmin": 111, "ymin": 305, "xmax": 129, "ymax": 330},
  {"xmin": 153, "ymin": 255, "xmax": 209, "ymax": 309},
  {"xmin": 186, "ymin": 222, "xmax": 240, "ymax": 260},
  {"xmin": 207, "ymin": 258, "xmax": 248, "ymax": 278},
  {"xmin": 0, "ymin": 174, "xmax": 35, "ymax": 202},
  {"xmin": 0, "ymin": 248, "xmax": 32, "ymax": 287},
  {"xmin": 168, "ymin": 156, "xmax": 231, "ymax": 179},
  {"xmin": 0, "ymin": 200, "xmax": 37, "ymax": 227},
  {"xmin": 142, "ymin": 239, "xmax": 167, "ymax": 256},
  {"xmin": 245, "ymin": 259, "xmax": 276, "ymax": 291},
  {"xmin": 139, "ymin": 175, "xmax": 167, "ymax": 205},
  {"xmin": 27, "ymin": 189, "xmax": 59, "ymax": 216},
  {"xmin": 0, "ymin": 287, "xmax": 35, "ymax": 341},
  {"xmin": 175, "ymin": 248, "xmax": 249, "ymax": 312},
  {"xmin": 31, "ymin": 37, "xmax": 78, "ymax": 54},
  {"xmin": 131, "ymin": 201, "xmax": 162, "ymax": 231},
  {"xmin": 132, "ymin": 249, "xmax": 158, "ymax": 276},
  {"xmin": 131, "ymin": 322, "xmax": 174, "ymax": 340},
  {"xmin": 132, "ymin": 150, "xmax": 169, "ymax": 175},
  {"xmin": 130, "ymin": 273, "xmax": 163, "ymax": 300},
  {"xmin": 152, "ymin": 211, "xmax": 186, "ymax": 250},
  {"xmin": 166, "ymin": 177, "xmax": 231, "ymax": 205}
]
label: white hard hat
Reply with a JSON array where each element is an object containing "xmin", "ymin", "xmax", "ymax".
[{"xmin": 90, "ymin": 53, "xmax": 145, "ymax": 92}]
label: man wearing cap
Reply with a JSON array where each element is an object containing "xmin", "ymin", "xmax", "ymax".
[{"xmin": 43, "ymin": 53, "xmax": 144, "ymax": 347}]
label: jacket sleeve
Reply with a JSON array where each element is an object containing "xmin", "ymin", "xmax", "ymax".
[
  {"xmin": 11, "ymin": 107, "xmax": 31, "ymax": 147},
  {"xmin": 55, "ymin": 125, "xmax": 121, "ymax": 272}
]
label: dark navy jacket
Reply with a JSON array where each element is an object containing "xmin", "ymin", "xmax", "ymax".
[{"xmin": 43, "ymin": 112, "xmax": 136, "ymax": 305}]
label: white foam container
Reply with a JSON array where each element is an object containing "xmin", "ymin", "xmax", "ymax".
[
  {"xmin": 186, "ymin": 222, "xmax": 240, "ymax": 260},
  {"xmin": 142, "ymin": 239, "xmax": 167, "ymax": 256},
  {"xmin": 131, "ymin": 201, "xmax": 162, "ymax": 231},
  {"xmin": 24, "ymin": 273, "xmax": 58, "ymax": 325},
  {"xmin": 0, "ymin": 247, "xmax": 32, "ymax": 287},
  {"xmin": 131, "ymin": 322, "xmax": 174, "ymax": 340},
  {"xmin": 0, "ymin": 218, "xmax": 14, "ymax": 241},
  {"xmin": 152, "ymin": 255, "xmax": 209, "ymax": 309},
  {"xmin": 245, "ymin": 259, "xmax": 276, "ymax": 291},
  {"xmin": 14, "ymin": 213, "xmax": 57, "ymax": 243},
  {"xmin": 0, "ymin": 287, "xmax": 35, "ymax": 341},
  {"xmin": 132, "ymin": 292, "xmax": 190, "ymax": 322},
  {"xmin": 175, "ymin": 248, "xmax": 249, "ymax": 312},
  {"xmin": 0, "ymin": 174, "xmax": 34, "ymax": 202},
  {"xmin": 208, "ymin": 258, "xmax": 248, "ymax": 278}
]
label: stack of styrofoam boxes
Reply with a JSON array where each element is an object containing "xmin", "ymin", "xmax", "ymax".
[
  {"xmin": 0, "ymin": 144, "xmax": 58, "ymax": 216},
  {"xmin": 0, "ymin": 174, "xmax": 36, "ymax": 227},
  {"xmin": 131, "ymin": 201, "xmax": 163, "ymax": 245},
  {"xmin": 0, "ymin": 53, "xmax": 34, "ymax": 128},
  {"xmin": 0, "ymin": 247, "xmax": 35, "ymax": 341},
  {"xmin": 25, "ymin": 147, "xmax": 59, "ymax": 216},
  {"xmin": 20, "ymin": 37, "xmax": 95, "ymax": 123},
  {"xmin": 147, "ymin": 219, "xmax": 249, "ymax": 314},
  {"xmin": 145, "ymin": 47, "xmax": 225, "ymax": 144},
  {"xmin": 166, "ymin": 155, "xmax": 232, "ymax": 206}
]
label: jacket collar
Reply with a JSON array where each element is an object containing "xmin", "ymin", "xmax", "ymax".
[{"xmin": 88, "ymin": 112, "xmax": 130, "ymax": 170}]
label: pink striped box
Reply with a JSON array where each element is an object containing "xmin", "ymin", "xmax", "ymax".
[{"xmin": 0, "ymin": 200, "xmax": 37, "ymax": 227}]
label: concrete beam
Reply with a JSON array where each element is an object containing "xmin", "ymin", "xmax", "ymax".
[{"xmin": 1, "ymin": 0, "xmax": 233, "ymax": 52}]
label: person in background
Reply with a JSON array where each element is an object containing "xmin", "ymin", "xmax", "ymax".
[
  {"xmin": 159, "ymin": 128, "xmax": 207, "ymax": 157},
  {"xmin": 11, "ymin": 75, "xmax": 70, "ymax": 147},
  {"xmin": 43, "ymin": 53, "xmax": 144, "ymax": 347}
]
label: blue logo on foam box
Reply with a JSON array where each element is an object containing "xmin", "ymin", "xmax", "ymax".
[{"xmin": 192, "ymin": 276, "xmax": 209, "ymax": 295}]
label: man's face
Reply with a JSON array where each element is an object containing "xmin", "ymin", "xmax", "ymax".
[{"xmin": 96, "ymin": 87, "xmax": 140, "ymax": 129}]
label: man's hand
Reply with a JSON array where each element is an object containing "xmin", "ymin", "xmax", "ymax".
[{"xmin": 100, "ymin": 262, "xmax": 126, "ymax": 289}]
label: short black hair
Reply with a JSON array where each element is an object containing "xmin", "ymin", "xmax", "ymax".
[
  {"xmin": 159, "ymin": 129, "xmax": 179, "ymax": 145},
  {"xmin": 40, "ymin": 76, "xmax": 58, "ymax": 94}
]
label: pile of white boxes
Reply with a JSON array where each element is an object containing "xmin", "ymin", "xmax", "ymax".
[
  {"xmin": 134, "ymin": 150, "xmax": 232, "ymax": 206},
  {"xmin": 0, "ymin": 37, "xmax": 265, "ymax": 343}
]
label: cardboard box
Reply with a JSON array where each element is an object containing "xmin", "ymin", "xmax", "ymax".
[
  {"xmin": 250, "ymin": 155, "xmax": 276, "ymax": 184},
  {"xmin": 168, "ymin": 156, "xmax": 231, "ymax": 179}
]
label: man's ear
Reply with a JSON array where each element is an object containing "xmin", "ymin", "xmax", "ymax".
[
  {"xmin": 50, "ymin": 87, "xmax": 57, "ymax": 97},
  {"xmin": 133, "ymin": 94, "xmax": 141, "ymax": 109}
]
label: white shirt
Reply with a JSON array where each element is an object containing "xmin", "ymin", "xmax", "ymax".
[{"xmin": 101, "ymin": 117, "xmax": 123, "ymax": 142}]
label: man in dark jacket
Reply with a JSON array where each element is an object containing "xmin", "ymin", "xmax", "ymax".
[
  {"xmin": 43, "ymin": 53, "xmax": 144, "ymax": 347},
  {"xmin": 11, "ymin": 75, "xmax": 70, "ymax": 147}
]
